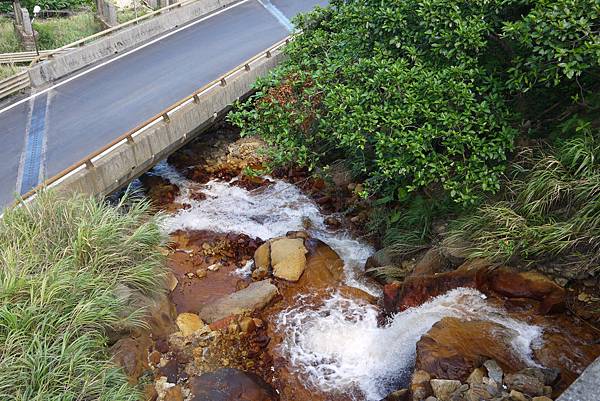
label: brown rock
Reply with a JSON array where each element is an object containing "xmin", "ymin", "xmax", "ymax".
[
  {"xmin": 383, "ymin": 281, "xmax": 402, "ymax": 314},
  {"xmin": 176, "ymin": 313, "xmax": 205, "ymax": 337},
  {"xmin": 509, "ymin": 390, "xmax": 528, "ymax": 401},
  {"xmin": 189, "ymin": 368, "xmax": 277, "ymax": 401},
  {"xmin": 164, "ymin": 385, "xmax": 184, "ymax": 401},
  {"xmin": 271, "ymin": 238, "xmax": 308, "ymax": 281},
  {"xmin": 411, "ymin": 370, "xmax": 433, "ymax": 401},
  {"xmin": 504, "ymin": 372, "xmax": 545, "ymax": 397},
  {"xmin": 149, "ymin": 350, "xmax": 161, "ymax": 366},
  {"xmin": 465, "ymin": 383, "xmax": 493, "ymax": 401},
  {"xmin": 384, "ymin": 389, "xmax": 410, "ymax": 401},
  {"xmin": 430, "ymin": 379, "xmax": 462, "ymax": 401},
  {"xmin": 466, "ymin": 368, "xmax": 485, "ymax": 385},
  {"xmin": 415, "ymin": 317, "xmax": 527, "ymax": 381},
  {"xmin": 412, "ymin": 248, "xmax": 452, "ymax": 276},
  {"xmin": 253, "ymin": 242, "xmax": 270, "ymax": 271},
  {"xmin": 532, "ymin": 397, "xmax": 553, "ymax": 401},
  {"xmin": 110, "ymin": 337, "xmax": 149, "ymax": 384}
]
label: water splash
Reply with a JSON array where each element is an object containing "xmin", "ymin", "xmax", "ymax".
[
  {"xmin": 155, "ymin": 161, "xmax": 378, "ymax": 295},
  {"xmin": 276, "ymin": 288, "xmax": 543, "ymax": 401}
]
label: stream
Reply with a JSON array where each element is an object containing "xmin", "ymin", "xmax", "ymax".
[{"xmin": 128, "ymin": 131, "xmax": 599, "ymax": 401}]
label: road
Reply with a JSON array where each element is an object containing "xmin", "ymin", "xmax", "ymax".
[{"xmin": 0, "ymin": 0, "xmax": 327, "ymax": 208}]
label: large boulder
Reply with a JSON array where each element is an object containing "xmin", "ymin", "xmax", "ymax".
[
  {"xmin": 189, "ymin": 368, "xmax": 278, "ymax": 401},
  {"xmin": 198, "ymin": 280, "xmax": 278, "ymax": 323},
  {"xmin": 270, "ymin": 238, "xmax": 307, "ymax": 282},
  {"xmin": 415, "ymin": 317, "xmax": 528, "ymax": 381}
]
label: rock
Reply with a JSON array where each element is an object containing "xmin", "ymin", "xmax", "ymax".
[
  {"xmin": 383, "ymin": 281, "xmax": 403, "ymax": 314},
  {"xmin": 487, "ymin": 268, "xmax": 565, "ymax": 314},
  {"xmin": 504, "ymin": 372, "xmax": 545, "ymax": 397},
  {"xmin": 412, "ymin": 248, "xmax": 452, "ymax": 276},
  {"xmin": 430, "ymin": 379, "xmax": 462, "ymax": 401},
  {"xmin": 519, "ymin": 367, "xmax": 560, "ymax": 386},
  {"xmin": 324, "ymin": 216, "xmax": 342, "ymax": 228},
  {"xmin": 164, "ymin": 385, "xmax": 184, "ymax": 401},
  {"xmin": 531, "ymin": 397, "xmax": 553, "ymax": 401},
  {"xmin": 509, "ymin": 390, "xmax": 528, "ymax": 401},
  {"xmin": 207, "ymin": 263, "xmax": 222, "ymax": 272},
  {"xmin": 198, "ymin": 280, "xmax": 278, "ymax": 323},
  {"xmin": 158, "ymin": 358, "xmax": 179, "ymax": 383},
  {"xmin": 415, "ymin": 317, "xmax": 527, "ymax": 381},
  {"xmin": 238, "ymin": 316, "xmax": 256, "ymax": 334},
  {"xmin": 189, "ymin": 368, "xmax": 277, "ymax": 401},
  {"xmin": 176, "ymin": 313, "xmax": 206, "ymax": 337},
  {"xmin": 411, "ymin": 370, "xmax": 433, "ymax": 401},
  {"xmin": 465, "ymin": 383, "xmax": 493, "ymax": 401},
  {"xmin": 424, "ymin": 397, "xmax": 439, "ymax": 401},
  {"xmin": 166, "ymin": 271, "xmax": 179, "ymax": 292},
  {"xmin": 270, "ymin": 238, "xmax": 308, "ymax": 281},
  {"xmin": 483, "ymin": 360, "xmax": 503, "ymax": 386},
  {"xmin": 383, "ymin": 388, "xmax": 410, "ymax": 401},
  {"xmin": 253, "ymin": 242, "xmax": 270, "ymax": 271},
  {"xmin": 110, "ymin": 337, "xmax": 149, "ymax": 384},
  {"xmin": 144, "ymin": 383, "xmax": 158, "ymax": 401},
  {"xmin": 467, "ymin": 368, "xmax": 485, "ymax": 385},
  {"xmin": 196, "ymin": 268, "xmax": 207, "ymax": 279},
  {"xmin": 328, "ymin": 161, "xmax": 353, "ymax": 188}
]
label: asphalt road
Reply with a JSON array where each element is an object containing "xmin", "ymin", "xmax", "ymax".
[{"xmin": 0, "ymin": 0, "xmax": 328, "ymax": 208}]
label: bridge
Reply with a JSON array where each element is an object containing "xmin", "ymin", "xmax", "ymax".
[{"xmin": 0, "ymin": 0, "xmax": 326, "ymax": 208}]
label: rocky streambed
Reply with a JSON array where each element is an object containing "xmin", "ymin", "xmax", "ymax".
[{"xmin": 111, "ymin": 122, "xmax": 600, "ymax": 401}]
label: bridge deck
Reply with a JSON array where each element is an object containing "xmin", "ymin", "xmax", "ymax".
[{"xmin": 0, "ymin": 0, "xmax": 326, "ymax": 207}]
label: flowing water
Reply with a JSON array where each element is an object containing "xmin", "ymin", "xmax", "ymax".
[{"xmin": 151, "ymin": 161, "xmax": 544, "ymax": 401}]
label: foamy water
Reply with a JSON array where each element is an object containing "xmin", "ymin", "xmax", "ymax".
[
  {"xmin": 276, "ymin": 288, "xmax": 543, "ymax": 401},
  {"xmin": 153, "ymin": 162, "xmax": 378, "ymax": 294}
]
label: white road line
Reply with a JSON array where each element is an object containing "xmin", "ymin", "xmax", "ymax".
[
  {"xmin": 257, "ymin": 0, "xmax": 294, "ymax": 32},
  {"xmin": 0, "ymin": 0, "xmax": 251, "ymax": 116}
]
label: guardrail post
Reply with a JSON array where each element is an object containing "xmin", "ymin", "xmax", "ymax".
[
  {"xmin": 266, "ymin": 50, "xmax": 272, "ymax": 58},
  {"xmin": 85, "ymin": 160, "xmax": 94, "ymax": 169},
  {"xmin": 244, "ymin": 64, "xmax": 251, "ymax": 71},
  {"xmin": 126, "ymin": 135, "xmax": 134, "ymax": 144},
  {"xmin": 220, "ymin": 78, "xmax": 227, "ymax": 86},
  {"xmin": 162, "ymin": 113, "xmax": 170, "ymax": 123},
  {"xmin": 192, "ymin": 94, "xmax": 200, "ymax": 103}
]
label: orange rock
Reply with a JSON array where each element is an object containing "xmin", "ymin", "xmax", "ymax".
[{"xmin": 415, "ymin": 317, "xmax": 528, "ymax": 381}]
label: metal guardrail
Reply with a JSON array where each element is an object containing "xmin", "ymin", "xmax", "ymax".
[
  {"xmin": 30, "ymin": 0, "xmax": 201, "ymax": 65},
  {"xmin": 18, "ymin": 36, "xmax": 291, "ymax": 203},
  {"xmin": 0, "ymin": 50, "xmax": 71, "ymax": 65},
  {"xmin": 0, "ymin": 71, "xmax": 30, "ymax": 100}
]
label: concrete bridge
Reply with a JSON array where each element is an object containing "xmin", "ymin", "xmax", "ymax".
[{"xmin": 0, "ymin": 0, "xmax": 326, "ymax": 208}]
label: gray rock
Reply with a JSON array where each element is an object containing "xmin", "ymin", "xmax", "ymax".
[
  {"xmin": 505, "ymin": 373, "xmax": 545, "ymax": 397},
  {"xmin": 557, "ymin": 356, "xmax": 600, "ymax": 401},
  {"xmin": 198, "ymin": 280, "xmax": 278, "ymax": 323},
  {"xmin": 484, "ymin": 360, "xmax": 504, "ymax": 385},
  {"xmin": 520, "ymin": 367, "xmax": 560, "ymax": 386}
]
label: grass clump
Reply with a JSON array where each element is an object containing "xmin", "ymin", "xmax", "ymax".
[
  {"xmin": 447, "ymin": 131, "xmax": 600, "ymax": 275},
  {"xmin": 0, "ymin": 190, "xmax": 167, "ymax": 400},
  {"xmin": 34, "ymin": 13, "xmax": 102, "ymax": 50},
  {"xmin": 0, "ymin": 17, "xmax": 23, "ymax": 53},
  {"xmin": 0, "ymin": 64, "xmax": 24, "ymax": 80}
]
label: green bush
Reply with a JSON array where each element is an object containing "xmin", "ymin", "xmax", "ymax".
[
  {"xmin": 0, "ymin": 191, "xmax": 166, "ymax": 400},
  {"xmin": 230, "ymin": 0, "xmax": 600, "ymax": 205}
]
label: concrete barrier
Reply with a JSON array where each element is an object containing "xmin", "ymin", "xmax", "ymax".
[
  {"xmin": 28, "ymin": 0, "xmax": 241, "ymax": 87},
  {"xmin": 42, "ymin": 47, "xmax": 283, "ymax": 200},
  {"xmin": 557, "ymin": 356, "xmax": 600, "ymax": 401}
]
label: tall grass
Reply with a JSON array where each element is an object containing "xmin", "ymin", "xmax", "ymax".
[
  {"xmin": 447, "ymin": 133, "xmax": 600, "ymax": 275},
  {"xmin": 0, "ymin": 17, "xmax": 22, "ymax": 53},
  {"xmin": 0, "ymin": 191, "xmax": 167, "ymax": 400},
  {"xmin": 34, "ymin": 13, "xmax": 102, "ymax": 50}
]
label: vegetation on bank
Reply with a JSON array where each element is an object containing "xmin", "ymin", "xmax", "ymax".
[
  {"xmin": 34, "ymin": 12, "xmax": 102, "ymax": 49},
  {"xmin": 0, "ymin": 191, "xmax": 166, "ymax": 400},
  {"xmin": 231, "ymin": 0, "xmax": 600, "ymax": 275}
]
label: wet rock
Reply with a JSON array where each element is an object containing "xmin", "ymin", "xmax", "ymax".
[
  {"xmin": 487, "ymin": 268, "xmax": 565, "ymax": 314},
  {"xmin": 483, "ymin": 360, "xmax": 503, "ymax": 386},
  {"xmin": 383, "ymin": 388, "xmax": 410, "ymax": 401},
  {"xmin": 383, "ymin": 281, "xmax": 402, "ymax": 314},
  {"xmin": 110, "ymin": 337, "xmax": 149, "ymax": 383},
  {"xmin": 415, "ymin": 317, "xmax": 527, "ymax": 381},
  {"xmin": 139, "ymin": 174, "xmax": 180, "ymax": 208},
  {"xmin": 176, "ymin": 313, "xmax": 207, "ymax": 337},
  {"xmin": 411, "ymin": 370, "xmax": 433, "ymax": 401},
  {"xmin": 504, "ymin": 372, "xmax": 545, "ymax": 397},
  {"xmin": 324, "ymin": 216, "xmax": 342, "ymax": 228},
  {"xmin": 158, "ymin": 358, "xmax": 179, "ymax": 384},
  {"xmin": 466, "ymin": 368, "xmax": 485, "ymax": 385},
  {"xmin": 430, "ymin": 379, "xmax": 462, "ymax": 401},
  {"xmin": 189, "ymin": 368, "xmax": 277, "ymax": 401},
  {"xmin": 198, "ymin": 280, "xmax": 278, "ymax": 323},
  {"xmin": 270, "ymin": 238, "xmax": 308, "ymax": 281}
]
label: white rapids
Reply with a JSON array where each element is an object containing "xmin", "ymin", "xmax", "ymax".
[{"xmin": 276, "ymin": 288, "xmax": 543, "ymax": 401}]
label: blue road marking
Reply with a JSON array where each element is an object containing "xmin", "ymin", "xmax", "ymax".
[
  {"xmin": 20, "ymin": 93, "xmax": 47, "ymax": 194},
  {"xmin": 257, "ymin": 0, "xmax": 294, "ymax": 32}
]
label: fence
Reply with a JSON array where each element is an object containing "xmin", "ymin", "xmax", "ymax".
[{"xmin": 0, "ymin": 71, "xmax": 30, "ymax": 100}]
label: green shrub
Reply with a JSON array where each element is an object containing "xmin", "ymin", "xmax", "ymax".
[
  {"xmin": 231, "ymin": 0, "xmax": 600, "ymax": 205},
  {"xmin": 0, "ymin": 191, "xmax": 166, "ymax": 400}
]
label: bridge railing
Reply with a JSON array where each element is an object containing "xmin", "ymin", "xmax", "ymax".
[{"xmin": 18, "ymin": 35, "xmax": 291, "ymax": 203}]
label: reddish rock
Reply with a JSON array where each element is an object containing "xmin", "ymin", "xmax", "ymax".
[
  {"xmin": 164, "ymin": 385, "xmax": 185, "ymax": 401},
  {"xmin": 189, "ymin": 368, "xmax": 278, "ymax": 401},
  {"xmin": 383, "ymin": 281, "xmax": 402, "ymax": 314},
  {"xmin": 139, "ymin": 174, "xmax": 180, "ymax": 208},
  {"xmin": 486, "ymin": 268, "xmax": 565, "ymax": 314},
  {"xmin": 110, "ymin": 337, "xmax": 150, "ymax": 384},
  {"xmin": 415, "ymin": 317, "xmax": 528, "ymax": 381}
]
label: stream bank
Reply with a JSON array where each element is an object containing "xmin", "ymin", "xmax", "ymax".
[{"xmin": 111, "ymin": 122, "xmax": 600, "ymax": 401}]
